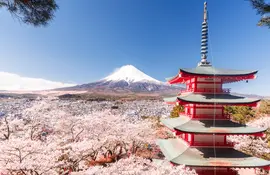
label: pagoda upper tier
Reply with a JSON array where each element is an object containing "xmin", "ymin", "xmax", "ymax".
[
  {"xmin": 164, "ymin": 93, "xmax": 260, "ymax": 107},
  {"xmin": 167, "ymin": 64, "xmax": 257, "ymax": 84}
]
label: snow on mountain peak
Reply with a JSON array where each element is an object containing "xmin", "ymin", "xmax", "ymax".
[{"xmin": 102, "ymin": 65, "xmax": 162, "ymax": 84}]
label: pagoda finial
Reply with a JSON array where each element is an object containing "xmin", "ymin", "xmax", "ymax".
[
  {"xmin": 198, "ymin": 1, "xmax": 211, "ymax": 66},
  {"xmin": 203, "ymin": 1, "xmax": 208, "ymax": 22}
]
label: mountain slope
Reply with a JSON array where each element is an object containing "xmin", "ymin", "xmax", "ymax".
[{"xmin": 60, "ymin": 65, "xmax": 182, "ymax": 93}]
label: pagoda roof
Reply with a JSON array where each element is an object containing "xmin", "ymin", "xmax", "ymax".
[
  {"xmin": 180, "ymin": 65, "xmax": 257, "ymax": 77},
  {"xmin": 166, "ymin": 65, "xmax": 258, "ymax": 84},
  {"xmin": 161, "ymin": 116, "xmax": 267, "ymax": 134},
  {"xmin": 156, "ymin": 139, "xmax": 270, "ymax": 168},
  {"xmin": 164, "ymin": 93, "xmax": 260, "ymax": 105}
]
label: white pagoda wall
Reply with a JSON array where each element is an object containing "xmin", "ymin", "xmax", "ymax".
[
  {"xmin": 195, "ymin": 108, "xmax": 222, "ymax": 115},
  {"xmin": 197, "ymin": 77, "xmax": 222, "ymax": 83},
  {"xmin": 184, "ymin": 104, "xmax": 224, "ymax": 117},
  {"xmin": 196, "ymin": 77, "xmax": 223, "ymax": 90},
  {"xmin": 194, "ymin": 135, "xmax": 224, "ymax": 144},
  {"xmin": 197, "ymin": 83, "xmax": 222, "ymax": 89}
]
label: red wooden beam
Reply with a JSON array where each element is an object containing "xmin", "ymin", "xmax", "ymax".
[
  {"xmin": 177, "ymin": 99, "xmax": 259, "ymax": 107},
  {"xmin": 168, "ymin": 72, "xmax": 257, "ymax": 84}
]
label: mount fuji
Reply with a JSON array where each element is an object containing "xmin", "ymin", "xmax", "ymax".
[{"xmin": 61, "ymin": 65, "xmax": 181, "ymax": 93}]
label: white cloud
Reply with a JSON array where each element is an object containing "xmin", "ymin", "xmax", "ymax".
[{"xmin": 0, "ymin": 72, "xmax": 76, "ymax": 91}]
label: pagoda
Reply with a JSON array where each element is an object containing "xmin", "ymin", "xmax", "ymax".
[{"xmin": 156, "ymin": 2, "xmax": 270, "ymax": 175}]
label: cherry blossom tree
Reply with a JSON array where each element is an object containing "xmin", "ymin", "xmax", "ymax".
[
  {"xmin": 73, "ymin": 156, "xmax": 197, "ymax": 175},
  {"xmin": 0, "ymin": 138, "xmax": 61, "ymax": 175},
  {"xmin": 228, "ymin": 116, "xmax": 270, "ymax": 158},
  {"xmin": 0, "ymin": 114, "xmax": 24, "ymax": 140},
  {"xmin": 0, "ymin": 97, "xmax": 174, "ymax": 174}
]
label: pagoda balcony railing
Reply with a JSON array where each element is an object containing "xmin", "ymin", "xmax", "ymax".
[
  {"xmin": 179, "ymin": 88, "xmax": 231, "ymax": 94},
  {"xmin": 180, "ymin": 113, "xmax": 230, "ymax": 119},
  {"xmin": 192, "ymin": 142, "xmax": 234, "ymax": 147}
]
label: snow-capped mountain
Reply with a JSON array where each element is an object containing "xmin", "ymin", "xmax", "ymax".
[
  {"xmin": 61, "ymin": 65, "xmax": 182, "ymax": 93},
  {"xmin": 103, "ymin": 65, "xmax": 162, "ymax": 84}
]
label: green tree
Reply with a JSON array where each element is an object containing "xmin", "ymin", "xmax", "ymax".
[
  {"xmin": 170, "ymin": 105, "xmax": 184, "ymax": 118},
  {"xmin": 224, "ymin": 106, "xmax": 255, "ymax": 124},
  {"xmin": 249, "ymin": 0, "xmax": 270, "ymax": 27},
  {"xmin": 258, "ymin": 100, "xmax": 270, "ymax": 114},
  {"xmin": 0, "ymin": 0, "xmax": 58, "ymax": 26}
]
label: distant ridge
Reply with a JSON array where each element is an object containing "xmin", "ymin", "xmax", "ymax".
[
  {"xmin": 59, "ymin": 65, "xmax": 182, "ymax": 93},
  {"xmin": 230, "ymin": 92, "xmax": 269, "ymax": 99},
  {"xmin": 52, "ymin": 65, "xmax": 269, "ymax": 99}
]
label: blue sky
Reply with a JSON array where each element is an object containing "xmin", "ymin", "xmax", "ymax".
[{"xmin": 0, "ymin": 0, "xmax": 270, "ymax": 95}]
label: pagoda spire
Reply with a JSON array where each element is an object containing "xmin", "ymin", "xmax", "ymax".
[{"xmin": 199, "ymin": 2, "xmax": 211, "ymax": 66}]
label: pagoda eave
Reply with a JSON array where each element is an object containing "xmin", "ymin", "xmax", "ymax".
[
  {"xmin": 177, "ymin": 100, "xmax": 259, "ymax": 107},
  {"xmin": 167, "ymin": 69, "xmax": 257, "ymax": 85},
  {"xmin": 161, "ymin": 117, "xmax": 267, "ymax": 135},
  {"xmin": 157, "ymin": 139, "xmax": 270, "ymax": 168},
  {"xmin": 180, "ymin": 69, "xmax": 258, "ymax": 78},
  {"xmin": 164, "ymin": 101, "xmax": 259, "ymax": 107},
  {"xmin": 174, "ymin": 130, "xmax": 266, "ymax": 136},
  {"xmin": 166, "ymin": 75, "xmax": 189, "ymax": 84},
  {"xmin": 164, "ymin": 93, "xmax": 260, "ymax": 107},
  {"xmin": 170, "ymin": 163, "xmax": 270, "ymax": 170}
]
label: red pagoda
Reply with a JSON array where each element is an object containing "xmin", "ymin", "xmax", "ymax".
[{"xmin": 156, "ymin": 2, "xmax": 270, "ymax": 175}]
